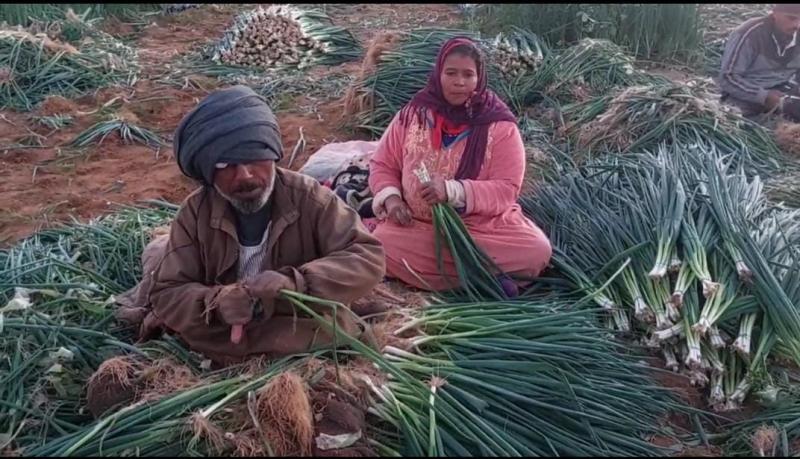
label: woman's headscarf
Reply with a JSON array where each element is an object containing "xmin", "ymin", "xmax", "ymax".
[{"xmin": 399, "ymin": 37, "xmax": 517, "ymax": 180}]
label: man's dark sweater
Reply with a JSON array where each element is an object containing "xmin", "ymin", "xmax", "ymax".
[{"xmin": 719, "ymin": 15, "xmax": 800, "ymax": 114}]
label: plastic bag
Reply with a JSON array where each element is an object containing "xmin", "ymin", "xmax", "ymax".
[{"xmin": 298, "ymin": 140, "xmax": 378, "ymax": 183}]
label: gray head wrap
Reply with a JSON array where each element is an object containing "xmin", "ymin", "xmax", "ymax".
[{"xmin": 174, "ymin": 85, "xmax": 283, "ymax": 184}]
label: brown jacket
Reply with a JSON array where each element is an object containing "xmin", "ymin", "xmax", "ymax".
[{"xmin": 143, "ymin": 168, "xmax": 386, "ymax": 362}]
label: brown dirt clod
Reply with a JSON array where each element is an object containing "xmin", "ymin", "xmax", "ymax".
[
  {"xmin": 85, "ymin": 356, "xmax": 143, "ymax": 418},
  {"xmin": 774, "ymin": 120, "xmax": 800, "ymax": 157}
]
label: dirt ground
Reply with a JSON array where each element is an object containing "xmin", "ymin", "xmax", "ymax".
[{"xmin": 0, "ymin": 3, "xmax": 463, "ymax": 245}]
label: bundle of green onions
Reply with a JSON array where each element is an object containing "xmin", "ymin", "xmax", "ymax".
[
  {"xmin": 515, "ymin": 38, "xmax": 665, "ymax": 107},
  {"xmin": 23, "ymin": 354, "xmax": 314, "ymax": 456},
  {"xmin": 0, "ymin": 24, "xmax": 137, "ymax": 110},
  {"xmin": 0, "ymin": 202, "xmax": 179, "ymax": 452},
  {"xmin": 282, "ymin": 284, "xmax": 695, "ymax": 457},
  {"xmin": 210, "ymin": 5, "xmax": 361, "ymax": 70},
  {"xmin": 561, "ymin": 82, "xmax": 792, "ymax": 176},
  {"xmin": 68, "ymin": 117, "xmax": 164, "ymax": 149},
  {"xmin": 765, "ymin": 171, "xmax": 800, "ymax": 209},
  {"xmin": 413, "ymin": 162, "xmax": 507, "ymax": 301},
  {"xmin": 521, "ymin": 141, "xmax": 800, "ymax": 412}
]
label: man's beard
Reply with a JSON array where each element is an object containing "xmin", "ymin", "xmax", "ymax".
[{"xmin": 215, "ymin": 173, "xmax": 276, "ymax": 214}]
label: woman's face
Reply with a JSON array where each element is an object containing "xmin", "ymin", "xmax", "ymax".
[{"xmin": 440, "ymin": 52, "xmax": 479, "ymax": 106}]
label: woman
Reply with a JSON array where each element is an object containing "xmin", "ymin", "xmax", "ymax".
[{"xmin": 369, "ymin": 37, "xmax": 552, "ymax": 293}]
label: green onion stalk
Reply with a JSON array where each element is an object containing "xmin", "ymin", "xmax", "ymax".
[
  {"xmin": 662, "ymin": 344, "xmax": 680, "ymax": 372},
  {"xmin": 720, "ymin": 351, "xmax": 747, "ymax": 412},
  {"xmin": 681, "ymin": 287, "xmax": 702, "ymax": 370},
  {"xmin": 647, "ymin": 162, "xmax": 686, "ymax": 280},
  {"xmin": 640, "ymin": 276, "xmax": 671, "ymax": 331},
  {"xmin": 732, "ymin": 313, "xmax": 758, "ymax": 360},
  {"xmin": 671, "ymin": 261, "xmax": 695, "ymax": 308},
  {"xmin": 653, "ymin": 322, "xmax": 683, "ymax": 344},
  {"xmin": 724, "ymin": 240, "xmax": 753, "ymax": 284},
  {"xmin": 708, "ymin": 370, "xmax": 725, "ymax": 407},
  {"xmin": 701, "ymin": 340, "xmax": 726, "ymax": 375},
  {"xmin": 681, "ymin": 205, "xmax": 720, "ymax": 298},
  {"xmin": 550, "ymin": 251, "xmax": 615, "ymax": 310},
  {"xmin": 709, "ymin": 326, "xmax": 727, "ymax": 350},
  {"xmin": 655, "ymin": 276, "xmax": 680, "ymax": 323},
  {"xmin": 705, "ymin": 156, "xmax": 756, "ymax": 284},
  {"xmin": 693, "ymin": 269, "xmax": 736, "ymax": 337},
  {"xmin": 668, "ymin": 249, "xmax": 683, "ymax": 275},
  {"xmin": 621, "ymin": 265, "xmax": 651, "ymax": 323}
]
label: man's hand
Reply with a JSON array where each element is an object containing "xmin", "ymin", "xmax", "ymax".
[
  {"xmin": 419, "ymin": 174, "xmax": 448, "ymax": 206},
  {"xmin": 244, "ymin": 270, "xmax": 296, "ymax": 308},
  {"xmin": 766, "ymin": 90, "xmax": 786, "ymax": 110},
  {"xmin": 385, "ymin": 195, "xmax": 413, "ymax": 227},
  {"xmin": 215, "ymin": 284, "xmax": 255, "ymax": 344}
]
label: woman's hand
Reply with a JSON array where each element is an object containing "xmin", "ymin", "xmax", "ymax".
[
  {"xmin": 420, "ymin": 175, "xmax": 448, "ymax": 206},
  {"xmin": 385, "ymin": 195, "xmax": 413, "ymax": 227}
]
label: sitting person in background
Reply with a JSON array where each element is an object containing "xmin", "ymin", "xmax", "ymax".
[
  {"xmin": 135, "ymin": 85, "xmax": 385, "ymax": 364},
  {"xmin": 368, "ymin": 37, "xmax": 552, "ymax": 294},
  {"xmin": 719, "ymin": 3, "xmax": 800, "ymax": 119}
]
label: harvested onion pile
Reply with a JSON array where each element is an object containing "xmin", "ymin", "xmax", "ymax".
[
  {"xmin": 210, "ymin": 5, "xmax": 360, "ymax": 70},
  {"xmin": 490, "ymin": 29, "xmax": 544, "ymax": 77}
]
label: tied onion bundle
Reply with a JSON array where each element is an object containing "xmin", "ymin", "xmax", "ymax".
[
  {"xmin": 489, "ymin": 27, "xmax": 546, "ymax": 78},
  {"xmin": 210, "ymin": 5, "xmax": 360, "ymax": 70}
]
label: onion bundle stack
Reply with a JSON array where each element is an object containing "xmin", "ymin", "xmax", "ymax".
[
  {"xmin": 490, "ymin": 28, "xmax": 546, "ymax": 77},
  {"xmin": 210, "ymin": 5, "xmax": 360, "ymax": 70},
  {"xmin": 521, "ymin": 141, "xmax": 800, "ymax": 412}
]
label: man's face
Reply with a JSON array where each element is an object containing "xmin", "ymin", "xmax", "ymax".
[
  {"xmin": 773, "ymin": 11, "xmax": 800, "ymax": 36},
  {"xmin": 213, "ymin": 160, "xmax": 276, "ymax": 214}
]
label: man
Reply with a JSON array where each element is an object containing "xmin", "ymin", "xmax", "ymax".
[
  {"xmin": 136, "ymin": 85, "xmax": 386, "ymax": 364},
  {"xmin": 719, "ymin": 4, "xmax": 800, "ymax": 119}
]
